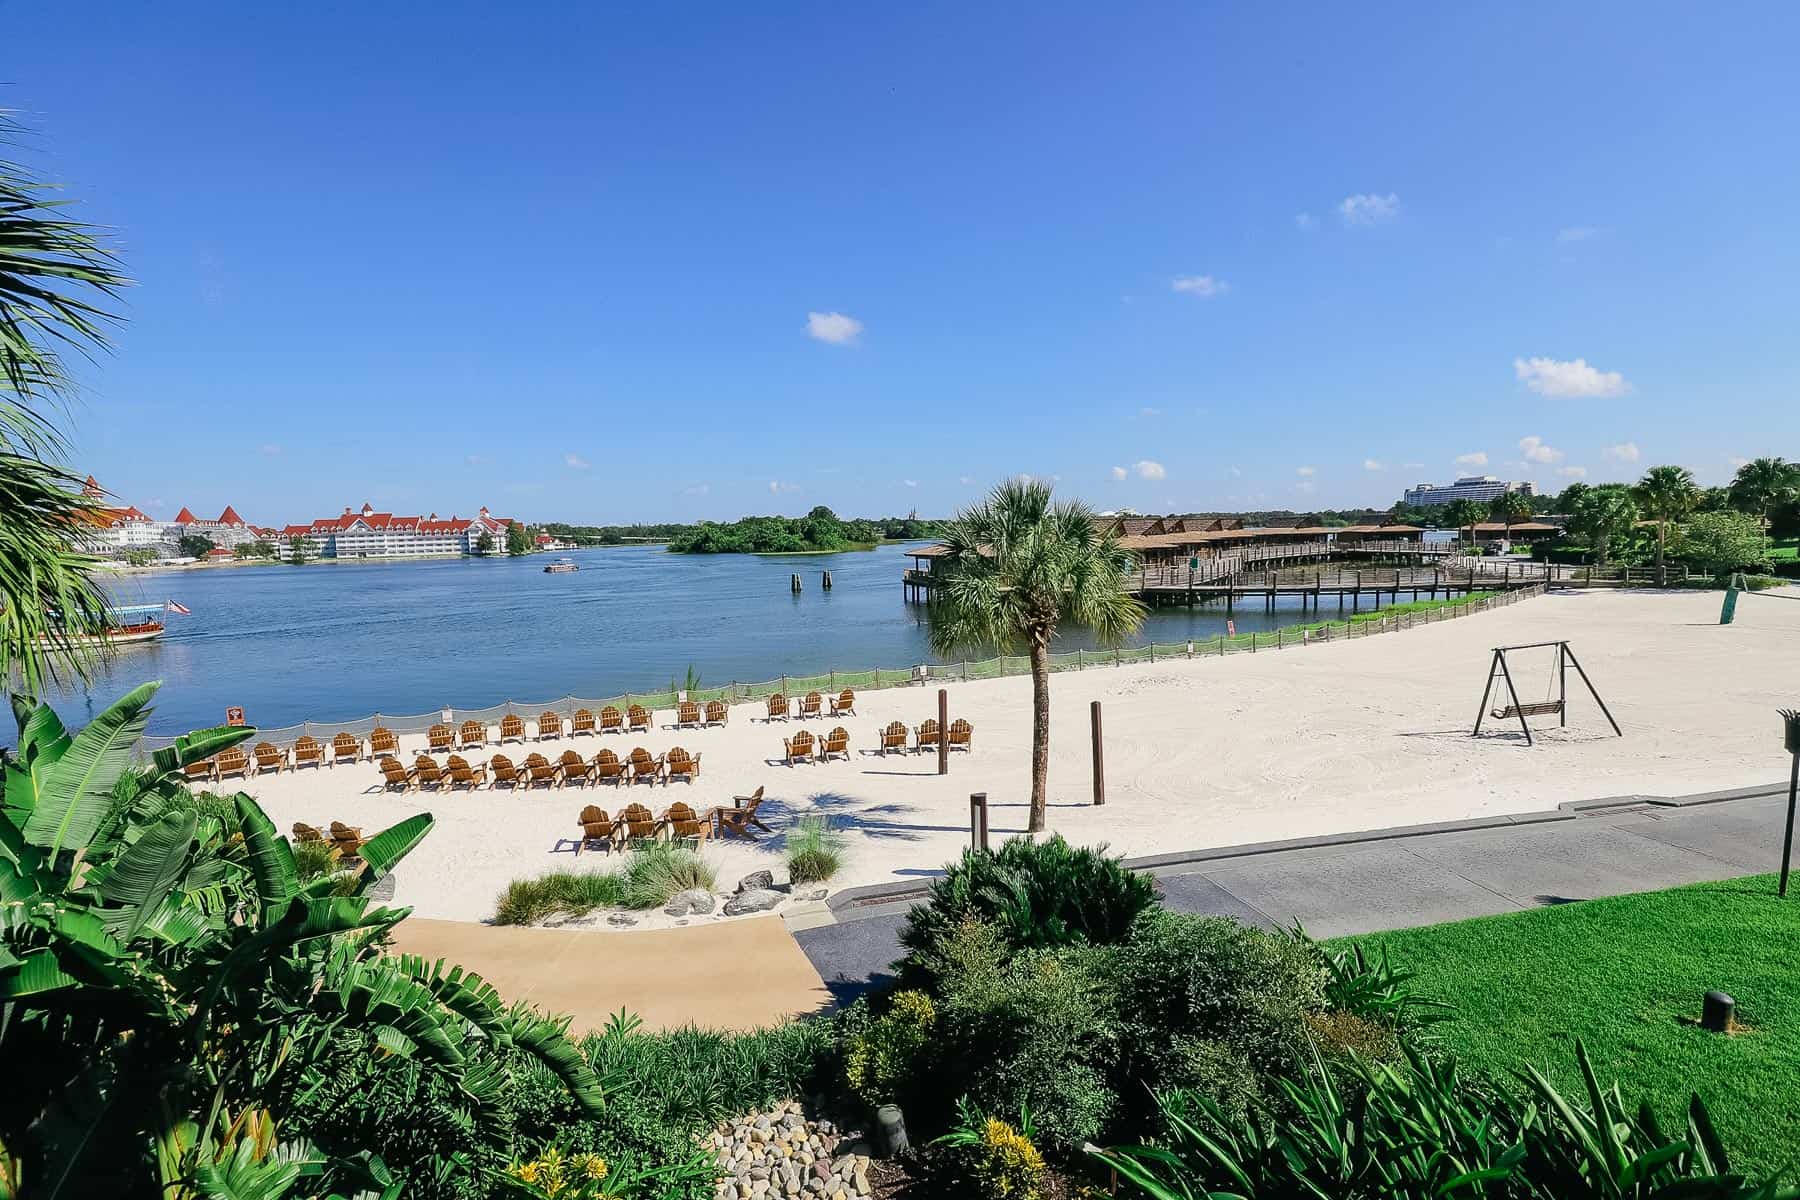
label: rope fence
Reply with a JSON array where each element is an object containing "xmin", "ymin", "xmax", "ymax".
[{"xmin": 139, "ymin": 583, "xmax": 1546, "ymax": 752}]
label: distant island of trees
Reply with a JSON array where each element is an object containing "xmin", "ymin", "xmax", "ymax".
[{"xmin": 542, "ymin": 507, "xmax": 947, "ymax": 553}]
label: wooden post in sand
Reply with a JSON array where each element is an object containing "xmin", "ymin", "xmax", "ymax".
[
  {"xmin": 969, "ymin": 793, "xmax": 989, "ymax": 851},
  {"xmin": 1091, "ymin": 700, "xmax": 1106, "ymax": 806},
  {"xmin": 937, "ymin": 688, "xmax": 949, "ymax": 775}
]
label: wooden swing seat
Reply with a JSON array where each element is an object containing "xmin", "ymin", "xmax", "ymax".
[{"xmin": 1493, "ymin": 700, "xmax": 1564, "ymax": 720}]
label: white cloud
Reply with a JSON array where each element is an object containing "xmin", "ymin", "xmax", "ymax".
[
  {"xmin": 805, "ymin": 311, "xmax": 863, "ymax": 345},
  {"xmin": 1134, "ymin": 460, "xmax": 1166, "ymax": 481},
  {"xmin": 1455, "ymin": 451, "xmax": 1488, "ymax": 468},
  {"xmin": 1518, "ymin": 436, "xmax": 1564, "ymax": 465},
  {"xmin": 1513, "ymin": 355, "xmax": 1630, "ymax": 398},
  {"xmin": 564, "ymin": 453, "xmax": 591, "ymax": 470},
  {"xmin": 1296, "ymin": 465, "xmax": 1316, "ymax": 477},
  {"xmin": 682, "ymin": 483, "xmax": 710, "ymax": 497},
  {"xmin": 1295, "ymin": 212, "xmax": 1318, "ymax": 232},
  {"xmin": 1556, "ymin": 465, "xmax": 1588, "ymax": 479},
  {"xmin": 1339, "ymin": 193, "xmax": 1400, "ymax": 225},
  {"xmin": 1110, "ymin": 466, "xmax": 1128, "ymax": 481},
  {"xmin": 258, "ymin": 443, "xmax": 282, "ymax": 457},
  {"xmin": 902, "ymin": 479, "xmax": 919, "ymax": 488},
  {"xmin": 1556, "ymin": 226, "xmax": 1600, "ymax": 244},
  {"xmin": 1601, "ymin": 441, "xmax": 1640, "ymax": 463},
  {"xmin": 768, "ymin": 480, "xmax": 799, "ymax": 494},
  {"xmin": 1171, "ymin": 275, "xmax": 1229, "ymax": 298},
  {"xmin": 1363, "ymin": 458, "xmax": 1385, "ymax": 472},
  {"xmin": 1139, "ymin": 406, "xmax": 1163, "ymax": 417}
]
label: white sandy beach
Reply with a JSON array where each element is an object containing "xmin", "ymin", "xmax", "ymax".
[{"xmin": 238, "ymin": 587, "xmax": 1800, "ymax": 927}]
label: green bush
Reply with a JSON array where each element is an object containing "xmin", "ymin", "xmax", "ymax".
[
  {"xmin": 842, "ymin": 989, "xmax": 937, "ymax": 1109},
  {"xmin": 931, "ymin": 1098, "xmax": 1049, "ymax": 1200},
  {"xmin": 1115, "ymin": 911, "xmax": 1325, "ymax": 1119},
  {"xmin": 494, "ymin": 871, "xmax": 629, "ymax": 924},
  {"xmin": 620, "ymin": 843, "xmax": 716, "ymax": 909},
  {"xmin": 785, "ymin": 814, "xmax": 846, "ymax": 885},
  {"xmin": 897, "ymin": 835, "xmax": 1158, "ymax": 985}
]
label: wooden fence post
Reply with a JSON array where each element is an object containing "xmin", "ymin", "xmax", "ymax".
[
  {"xmin": 938, "ymin": 688, "xmax": 949, "ymax": 776},
  {"xmin": 970, "ymin": 793, "xmax": 989, "ymax": 851},
  {"xmin": 1091, "ymin": 701, "xmax": 1106, "ymax": 806}
]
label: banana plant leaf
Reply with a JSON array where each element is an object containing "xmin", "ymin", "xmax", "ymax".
[
  {"xmin": 27, "ymin": 682, "xmax": 157, "ymax": 856},
  {"xmin": 150, "ymin": 724, "xmax": 257, "ymax": 777}
]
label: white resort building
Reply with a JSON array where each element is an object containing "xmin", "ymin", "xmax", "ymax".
[
  {"xmin": 276, "ymin": 503, "xmax": 512, "ymax": 560},
  {"xmin": 1401, "ymin": 476, "xmax": 1537, "ymax": 508}
]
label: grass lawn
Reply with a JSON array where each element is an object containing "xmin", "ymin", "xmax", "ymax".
[
  {"xmin": 1342, "ymin": 876, "xmax": 1800, "ymax": 1181},
  {"xmin": 1769, "ymin": 537, "xmax": 1797, "ymax": 563}
]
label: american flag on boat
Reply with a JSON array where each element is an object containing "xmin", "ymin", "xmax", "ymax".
[{"xmin": 165, "ymin": 600, "xmax": 191, "ymax": 615}]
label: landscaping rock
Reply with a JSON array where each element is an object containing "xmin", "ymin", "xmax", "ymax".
[
  {"xmin": 712, "ymin": 1101, "xmax": 871, "ymax": 1200},
  {"xmin": 665, "ymin": 888, "xmax": 717, "ymax": 917},
  {"xmin": 724, "ymin": 887, "xmax": 784, "ymax": 916},
  {"xmin": 605, "ymin": 913, "xmax": 639, "ymax": 927},
  {"xmin": 736, "ymin": 869, "xmax": 775, "ymax": 894},
  {"xmin": 797, "ymin": 887, "xmax": 829, "ymax": 902}
]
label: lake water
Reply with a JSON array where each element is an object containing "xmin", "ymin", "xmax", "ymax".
[{"xmin": 53, "ymin": 544, "xmax": 1409, "ymax": 735}]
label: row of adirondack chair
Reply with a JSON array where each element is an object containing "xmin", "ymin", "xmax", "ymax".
[
  {"xmin": 377, "ymin": 747, "xmax": 701, "ymax": 792},
  {"xmin": 291, "ymin": 820, "xmax": 366, "ymax": 860},
  {"xmin": 879, "ymin": 718, "xmax": 972, "ymax": 755},
  {"xmin": 569, "ymin": 788, "xmax": 772, "ymax": 853},
  {"xmin": 764, "ymin": 690, "xmax": 857, "ymax": 721}
]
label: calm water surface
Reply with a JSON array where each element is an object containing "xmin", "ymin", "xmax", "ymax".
[{"xmin": 56, "ymin": 544, "xmax": 1399, "ymax": 734}]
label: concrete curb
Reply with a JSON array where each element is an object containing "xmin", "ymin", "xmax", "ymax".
[{"xmin": 819, "ymin": 779, "xmax": 1793, "ymax": 922}]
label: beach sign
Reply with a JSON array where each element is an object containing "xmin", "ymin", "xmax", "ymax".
[{"xmin": 225, "ymin": 706, "xmax": 246, "ymax": 726}]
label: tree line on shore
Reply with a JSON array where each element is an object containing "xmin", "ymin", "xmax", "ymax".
[{"xmin": 546, "ymin": 509, "xmax": 947, "ymax": 553}]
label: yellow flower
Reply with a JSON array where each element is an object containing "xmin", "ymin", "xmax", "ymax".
[
  {"xmin": 581, "ymin": 1155, "xmax": 609, "ymax": 1180},
  {"xmin": 514, "ymin": 1161, "xmax": 541, "ymax": 1185}
]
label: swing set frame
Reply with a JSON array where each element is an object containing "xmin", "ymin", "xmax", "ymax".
[{"xmin": 1472, "ymin": 640, "xmax": 1622, "ymax": 746}]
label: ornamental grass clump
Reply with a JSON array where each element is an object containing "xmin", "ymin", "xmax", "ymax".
[
  {"xmin": 494, "ymin": 871, "xmax": 629, "ymax": 925},
  {"xmin": 619, "ymin": 842, "xmax": 716, "ymax": 908},
  {"xmin": 785, "ymin": 814, "xmax": 846, "ymax": 884}
]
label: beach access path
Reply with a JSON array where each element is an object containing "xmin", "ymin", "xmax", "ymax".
[{"xmin": 794, "ymin": 779, "xmax": 1800, "ymax": 1001}]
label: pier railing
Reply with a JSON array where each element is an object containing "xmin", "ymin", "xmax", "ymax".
[{"xmin": 139, "ymin": 583, "xmax": 1547, "ymax": 754}]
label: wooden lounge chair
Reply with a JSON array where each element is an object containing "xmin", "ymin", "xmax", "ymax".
[
  {"xmin": 184, "ymin": 759, "xmax": 214, "ymax": 784},
  {"xmin": 214, "ymin": 746, "xmax": 251, "ymax": 783},
  {"xmin": 330, "ymin": 732, "xmax": 362, "ymax": 767},
  {"xmin": 800, "ymin": 691, "xmax": 823, "ymax": 719},
  {"xmin": 947, "ymin": 718, "xmax": 973, "ymax": 752},
  {"xmin": 879, "ymin": 720, "xmax": 909, "ymax": 754},
  {"xmin": 820, "ymin": 726, "xmax": 850, "ymax": 762},
  {"xmin": 293, "ymin": 735, "xmax": 326, "ymax": 771},
  {"xmin": 575, "ymin": 805, "xmax": 615, "ymax": 855},
  {"xmin": 616, "ymin": 802, "xmax": 658, "ymax": 846},
  {"xmin": 715, "ymin": 787, "xmax": 772, "ymax": 840},
  {"xmin": 704, "ymin": 700, "xmax": 729, "ymax": 727},
  {"xmin": 766, "ymin": 693, "xmax": 789, "ymax": 722},
  {"xmin": 627, "ymin": 704, "xmax": 652, "ymax": 733},
  {"xmin": 571, "ymin": 708, "xmax": 597, "ymax": 737},
  {"xmin": 413, "ymin": 754, "xmax": 448, "ymax": 791},
  {"xmin": 557, "ymin": 749, "xmax": 590, "ymax": 786},
  {"xmin": 427, "ymin": 723, "xmax": 455, "ymax": 753},
  {"xmin": 291, "ymin": 821, "xmax": 327, "ymax": 844},
  {"xmin": 523, "ymin": 752, "xmax": 559, "ymax": 789},
  {"xmin": 664, "ymin": 747, "xmax": 700, "ymax": 784},
  {"xmin": 628, "ymin": 748, "xmax": 665, "ymax": 785},
  {"xmin": 591, "ymin": 748, "xmax": 628, "ymax": 785},
  {"xmin": 783, "ymin": 729, "xmax": 815, "ymax": 766},
  {"xmin": 673, "ymin": 700, "xmax": 702, "ymax": 728},
  {"xmin": 369, "ymin": 726, "xmax": 399, "ymax": 758},
  {"xmin": 329, "ymin": 821, "xmax": 366, "ymax": 858},
  {"xmin": 830, "ymin": 689, "xmax": 856, "ymax": 716},
  {"xmin": 252, "ymin": 741, "xmax": 287, "ymax": 775},
  {"xmin": 914, "ymin": 719, "xmax": 941, "ymax": 754},
  {"xmin": 458, "ymin": 720, "xmax": 488, "ymax": 749},
  {"xmin": 537, "ymin": 711, "xmax": 563, "ymax": 741},
  {"xmin": 598, "ymin": 705, "xmax": 624, "ymax": 733},
  {"xmin": 378, "ymin": 756, "xmax": 414, "ymax": 792},
  {"xmin": 489, "ymin": 753, "xmax": 521, "ymax": 789},
  {"xmin": 658, "ymin": 801, "xmax": 710, "ymax": 846},
  {"xmin": 499, "ymin": 714, "xmax": 527, "ymax": 744},
  {"xmin": 445, "ymin": 754, "xmax": 488, "ymax": 791}
]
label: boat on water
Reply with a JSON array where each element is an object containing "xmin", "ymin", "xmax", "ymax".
[
  {"xmin": 543, "ymin": 557, "xmax": 579, "ymax": 574},
  {"xmin": 54, "ymin": 600, "xmax": 188, "ymax": 646}
]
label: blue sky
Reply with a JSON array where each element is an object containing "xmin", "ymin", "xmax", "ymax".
[{"xmin": 11, "ymin": 3, "xmax": 1798, "ymax": 523}]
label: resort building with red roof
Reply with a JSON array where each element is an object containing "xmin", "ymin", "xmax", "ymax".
[{"xmin": 275, "ymin": 502, "xmax": 511, "ymax": 560}]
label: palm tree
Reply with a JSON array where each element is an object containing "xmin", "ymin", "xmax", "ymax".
[
  {"xmin": 1633, "ymin": 465, "xmax": 1701, "ymax": 584},
  {"xmin": 1441, "ymin": 498, "xmax": 1486, "ymax": 549},
  {"xmin": 928, "ymin": 479, "xmax": 1145, "ymax": 831},
  {"xmin": 1569, "ymin": 485, "xmax": 1640, "ymax": 567},
  {"xmin": 1, "ymin": 113, "xmax": 128, "ymax": 691},
  {"xmin": 1728, "ymin": 456, "xmax": 1800, "ymax": 529},
  {"xmin": 1489, "ymin": 491, "xmax": 1534, "ymax": 546}
]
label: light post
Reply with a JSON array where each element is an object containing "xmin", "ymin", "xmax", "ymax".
[{"xmin": 1780, "ymin": 709, "xmax": 1800, "ymax": 898}]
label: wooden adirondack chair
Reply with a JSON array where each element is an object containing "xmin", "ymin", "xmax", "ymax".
[
  {"xmin": 879, "ymin": 721, "xmax": 909, "ymax": 754},
  {"xmin": 591, "ymin": 748, "xmax": 628, "ymax": 785},
  {"xmin": 628, "ymin": 748, "xmax": 665, "ymax": 785},
  {"xmin": 765, "ymin": 693, "xmax": 789, "ymax": 721},
  {"xmin": 523, "ymin": 752, "xmax": 559, "ymax": 789},
  {"xmin": 459, "ymin": 720, "xmax": 488, "ymax": 749},
  {"xmin": 615, "ymin": 802, "xmax": 658, "ymax": 846},
  {"xmin": 445, "ymin": 754, "xmax": 488, "ymax": 791},
  {"xmin": 800, "ymin": 691, "xmax": 823, "ymax": 719},
  {"xmin": 293, "ymin": 735, "xmax": 326, "ymax": 770},
  {"xmin": 947, "ymin": 718, "xmax": 973, "ymax": 751},
  {"xmin": 599, "ymin": 705, "xmax": 624, "ymax": 733},
  {"xmin": 914, "ymin": 719, "xmax": 941, "ymax": 754},
  {"xmin": 427, "ymin": 723, "xmax": 455, "ymax": 752},
  {"xmin": 369, "ymin": 726, "xmax": 399, "ymax": 758},
  {"xmin": 557, "ymin": 749, "xmax": 590, "ymax": 786},
  {"xmin": 413, "ymin": 754, "xmax": 448, "ymax": 791},
  {"xmin": 627, "ymin": 704, "xmax": 652, "ymax": 733},
  {"xmin": 658, "ymin": 801, "xmax": 710, "ymax": 845},
  {"xmin": 329, "ymin": 821, "xmax": 366, "ymax": 858},
  {"xmin": 783, "ymin": 729, "xmax": 815, "ymax": 765},
  {"xmin": 665, "ymin": 747, "xmax": 700, "ymax": 784},
  {"xmin": 291, "ymin": 821, "xmax": 327, "ymax": 844},
  {"xmin": 716, "ymin": 787, "xmax": 772, "ymax": 839},
  {"xmin": 499, "ymin": 714, "xmax": 527, "ymax": 744},
  {"xmin": 575, "ymin": 805, "xmax": 615, "ymax": 854},
  {"xmin": 489, "ymin": 754, "xmax": 521, "ymax": 788},
  {"xmin": 214, "ymin": 746, "xmax": 251, "ymax": 782},
  {"xmin": 571, "ymin": 708, "xmax": 597, "ymax": 737},
  {"xmin": 330, "ymin": 732, "xmax": 362, "ymax": 767},
  {"xmin": 830, "ymin": 689, "xmax": 856, "ymax": 716},
  {"xmin": 378, "ymin": 756, "xmax": 415, "ymax": 792},
  {"xmin": 820, "ymin": 727, "xmax": 850, "ymax": 761},
  {"xmin": 537, "ymin": 711, "xmax": 563, "ymax": 740},
  {"xmin": 673, "ymin": 700, "xmax": 702, "ymax": 728},
  {"xmin": 252, "ymin": 742, "xmax": 288, "ymax": 775},
  {"xmin": 704, "ymin": 700, "xmax": 729, "ymax": 727}
]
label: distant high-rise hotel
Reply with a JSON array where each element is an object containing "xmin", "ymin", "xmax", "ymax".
[{"xmin": 1400, "ymin": 476, "xmax": 1537, "ymax": 508}]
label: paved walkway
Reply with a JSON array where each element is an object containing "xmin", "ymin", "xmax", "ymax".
[
  {"xmin": 391, "ymin": 914, "xmax": 831, "ymax": 1032},
  {"xmin": 793, "ymin": 782, "xmax": 1797, "ymax": 1001}
]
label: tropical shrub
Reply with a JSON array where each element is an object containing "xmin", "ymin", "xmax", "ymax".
[
  {"xmin": 1674, "ymin": 510, "xmax": 1773, "ymax": 576},
  {"xmin": 931, "ymin": 1098, "xmax": 1049, "ymax": 1200},
  {"xmin": 496, "ymin": 1143, "xmax": 715, "ymax": 1200},
  {"xmin": 1090, "ymin": 1040, "xmax": 1797, "ymax": 1199},
  {"xmin": 785, "ymin": 814, "xmax": 846, "ymax": 885},
  {"xmin": 842, "ymin": 989, "xmax": 938, "ymax": 1109},
  {"xmin": 1308, "ymin": 932, "xmax": 1453, "ymax": 1037},
  {"xmin": 0, "ymin": 683, "xmax": 606, "ymax": 1199},
  {"xmin": 897, "ymin": 836, "xmax": 1157, "ymax": 985},
  {"xmin": 1114, "ymin": 912, "xmax": 1325, "ymax": 1120},
  {"xmin": 619, "ymin": 843, "xmax": 716, "ymax": 909}
]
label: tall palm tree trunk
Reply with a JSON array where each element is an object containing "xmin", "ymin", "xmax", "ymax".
[
  {"xmin": 1655, "ymin": 521, "xmax": 1667, "ymax": 586},
  {"xmin": 1028, "ymin": 628, "xmax": 1051, "ymax": 833}
]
